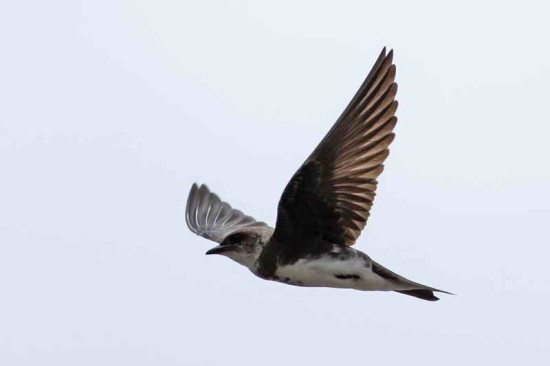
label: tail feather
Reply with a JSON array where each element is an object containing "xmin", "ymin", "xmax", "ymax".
[
  {"xmin": 395, "ymin": 289, "xmax": 439, "ymax": 301},
  {"xmin": 372, "ymin": 260, "xmax": 453, "ymax": 301}
]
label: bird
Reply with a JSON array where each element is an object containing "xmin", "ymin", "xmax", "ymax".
[{"xmin": 185, "ymin": 47, "xmax": 451, "ymax": 301}]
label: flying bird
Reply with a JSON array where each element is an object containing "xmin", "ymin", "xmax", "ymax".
[{"xmin": 186, "ymin": 48, "xmax": 451, "ymax": 301}]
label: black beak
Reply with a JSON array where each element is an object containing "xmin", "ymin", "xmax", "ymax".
[{"xmin": 205, "ymin": 245, "xmax": 233, "ymax": 255}]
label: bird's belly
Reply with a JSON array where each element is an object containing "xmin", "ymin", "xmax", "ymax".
[{"xmin": 273, "ymin": 257, "xmax": 392, "ymax": 290}]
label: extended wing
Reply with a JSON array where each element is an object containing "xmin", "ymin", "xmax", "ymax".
[
  {"xmin": 186, "ymin": 183, "xmax": 268, "ymax": 243},
  {"xmin": 274, "ymin": 48, "xmax": 398, "ymax": 246}
]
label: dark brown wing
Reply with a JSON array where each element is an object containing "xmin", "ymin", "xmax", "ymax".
[{"xmin": 274, "ymin": 48, "xmax": 398, "ymax": 246}]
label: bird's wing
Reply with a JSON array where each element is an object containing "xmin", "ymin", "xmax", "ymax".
[
  {"xmin": 274, "ymin": 48, "xmax": 398, "ymax": 246},
  {"xmin": 186, "ymin": 183, "xmax": 269, "ymax": 243}
]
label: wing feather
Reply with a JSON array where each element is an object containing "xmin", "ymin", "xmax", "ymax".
[
  {"xmin": 186, "ymin": 184, "xmax": 268, "ymax": 243},
  {"xmin": 274, "ymin": 48, "xmax": 399, "ymax": 246}
]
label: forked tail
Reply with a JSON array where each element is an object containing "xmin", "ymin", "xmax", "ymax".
[{"xmin": 372, "ymin": 261, "xmax": 453, "ymax": 302}]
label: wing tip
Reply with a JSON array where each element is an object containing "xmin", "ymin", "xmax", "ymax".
[
  {"xmin": 186, "ymin": 183, "xmax": 200, "ymax": 232},
  {"xmin": 186, "ymin": 182, "xmax": 214, "ymax": 231},
  {"xmin": 190, "ymin": 182, "xmax": 212, "ymax": 191},
  {"xmin": 380, "ymin": 46, "xmax": 394, "ymax": 60},
  {"xmin": 198, "ymin": 183, "xmax": 210, "ymax": 194}
]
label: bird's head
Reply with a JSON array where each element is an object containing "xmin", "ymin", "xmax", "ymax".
[{"xmin": 206, "ymin": 231, "xmax": 263, "ymax": 268}]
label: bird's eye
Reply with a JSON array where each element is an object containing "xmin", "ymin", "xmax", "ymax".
[{"xmin": 222, "ymin": 232, "xmax": 244, "ymax": 245}]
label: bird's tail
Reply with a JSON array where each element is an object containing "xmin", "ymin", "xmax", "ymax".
[
  {"xmin": 395, "ymin": 289, "xmax": 442, "ymax": 301},
  {"xmin": 372, "ymin": 261, "xmax": 453, "ymax": 302}
]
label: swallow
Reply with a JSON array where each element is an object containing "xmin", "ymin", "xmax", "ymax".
[{"xmin": 186, "ymin": 48, "xmax": 451, "ymax": 301}]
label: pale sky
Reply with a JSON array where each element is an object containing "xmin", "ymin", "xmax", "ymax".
[{"xmin": 1, "ymin": 1, "xmax": 550, "ymax": 365}]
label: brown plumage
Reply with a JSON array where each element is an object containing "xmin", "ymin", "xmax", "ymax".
[
  {"xmin": 274, "ymin": 48, "xmax": 398, "ymax": 246},
  {"xmin": 186, "ymin": 48, "xmax": 452, "ymax": 301}
]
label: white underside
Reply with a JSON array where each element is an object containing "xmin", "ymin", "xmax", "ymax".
[{"xmin": 274, "ymin": 254, "xmax": 414, "ymax": 291}]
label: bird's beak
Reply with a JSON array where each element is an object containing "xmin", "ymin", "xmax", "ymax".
[{"xmin": 205, "ymin": 245, "xmax": 233, "ymax": 255}]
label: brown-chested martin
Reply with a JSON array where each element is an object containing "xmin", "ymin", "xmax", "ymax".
[{"xmin": 186, "ymin": 48, "xmax": 452, "ymax": 301}]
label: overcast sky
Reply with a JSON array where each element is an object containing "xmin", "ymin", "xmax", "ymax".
[{"xmin": 1, "ymin": 1, "xmax": 550, "ymax": 365}]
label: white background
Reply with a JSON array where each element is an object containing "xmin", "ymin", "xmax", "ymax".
[{"xmin": 1, "ymin": 1, "xmax": 549, "ymax": 365}]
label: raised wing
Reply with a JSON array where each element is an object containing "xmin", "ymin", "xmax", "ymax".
[
  {"xmin": 186, "ymin": 183, "xmax": 268, "ymax": 243},
  {"xmin": 274, "ymin": 48, "xmax": 398, "ymax": 246}
]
